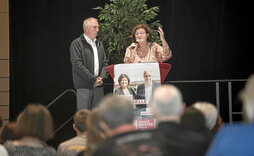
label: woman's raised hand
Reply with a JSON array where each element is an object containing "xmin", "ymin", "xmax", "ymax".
[{"xmin": 158, "ymin": 27, "xmax": 165, "ymax": 41}]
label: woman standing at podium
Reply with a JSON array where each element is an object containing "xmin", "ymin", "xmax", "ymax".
[
  {"xmin": 124, "ymin": 24, "xmax": 172, "ymax": 63},
  {"xmin": 114, "ymin": 74, "xmax": 136, "ymax": 100}
]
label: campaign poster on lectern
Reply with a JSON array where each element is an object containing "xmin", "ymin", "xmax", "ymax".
[{"xmin": 113, "ymin": 63, "xmax": 161, "ymax": 129}]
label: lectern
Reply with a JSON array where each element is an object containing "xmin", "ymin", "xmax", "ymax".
[{"xmin": 106, "ymin": 63, "xmax": 171, "ymax": 129}]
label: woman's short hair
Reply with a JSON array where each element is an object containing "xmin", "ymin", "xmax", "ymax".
[
  {"xmin": 16, "ymin": 104, "xmax": 54, "ymax": 140},
  {"xmin": 131, "ymin": 24, "xmax": 152, "ymax": 42},
  {"xmin": 118, "ymin": 74, "xmax": 130, "ymax": 86}
]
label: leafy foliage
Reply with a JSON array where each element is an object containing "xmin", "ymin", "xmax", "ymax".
[{"xmin": 94, "ymin": 0, "xmax": 162, "ymax": 64}]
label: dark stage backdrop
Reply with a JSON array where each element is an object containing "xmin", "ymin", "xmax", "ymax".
[{"xmin": 10, "ymin": 0, "xmax": 253, "ymax": 148}]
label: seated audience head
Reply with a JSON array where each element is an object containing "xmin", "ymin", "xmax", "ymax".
[
  {"xmin": 16, "ymin": 103, "xmax": 54, "ymax": 141},
  {"xmin": 86, "ymin": 108, "xmax": 107, "ymax": 156},
  {"xmin": 1, "ymin": 122, "xmax": 20, "ymax": 143},
  {"xmin": 151, "ymin": 84, "xmax": 184, "ymax": 122},
  {"xmin": 181, "ymin": 106, "xmax": 208, "ymax": 134},
  {"xmin": 240, "ymin": 74, "xmax": 254, "ymax": 122},
  {"xmin": 192, "ymin": 102, "xmax": 218, "ymax": 130},
  {"xmin": 73, "ymin": 109, "xmax": 90, "ymax": 133},
  {"xmin": 96, "ymin": 94, "xmax": 134, "ymax": 136}
]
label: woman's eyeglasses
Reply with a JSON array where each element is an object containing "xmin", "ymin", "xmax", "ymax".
[{"xmin": 135, "ymin": 32, "xmax": 147, "ymax": 36}]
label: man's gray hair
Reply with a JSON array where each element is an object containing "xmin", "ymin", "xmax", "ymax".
[
  {"xmin": 97, "ymin": 94, "xmax": 134, "ymax": 129},
  {"xmin": 152, "ymin": 85, "xmax": 183, "ymax": 116},
  {"xmin": 82, "ymin": 17, "xmax": 98, "ymax": 32},
  {"xmin": 193, "ymin": 102, "xmax": 218, "ymax": 130},
  {"xmin": 240, "ymin": 74, "xmax": 254, "ymax": 122},
  {"xmin": 144, "ymin": 70, "xmax": 152, "ymax": 76}
]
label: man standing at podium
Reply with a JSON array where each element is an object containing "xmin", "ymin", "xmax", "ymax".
[
  {"xmin": 137, "ymin": 70, "xmax": 160, "ymax": 104},
  {"xmin": 70, "ymin": 17, "xmax": 107, "ymax": 110}
]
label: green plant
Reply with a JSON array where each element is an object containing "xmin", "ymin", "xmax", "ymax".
[{"xmin": 94, "ymin": 0, "xmax": 162, "ymax": 64}]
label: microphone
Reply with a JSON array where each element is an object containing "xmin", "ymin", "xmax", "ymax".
[{"xmin": 131, "ymin": 40, "xmax": 140, "ymax": 49}]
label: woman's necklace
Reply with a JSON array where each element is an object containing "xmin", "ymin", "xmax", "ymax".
[{"xmin": 137, "ymin": 43, "xmax": 149, "ymax": 58}]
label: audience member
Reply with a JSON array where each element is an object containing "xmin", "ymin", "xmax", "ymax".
[
  {"xmin": 0, "ymin": 122, "xmax": 20, "ymax": 144},
  {"xmin": 0, "ymin": 116, "xmax": 8, "ymax": 156},
  {"xmin": 193, "ymin": 102, "xmax": 220, "ymax": 131},
  {"xmin": 57, "ymin": 109, "xmax": 91, "ymax": 156},
  {"xmin": 151, "ymin": 84, "xmax": 211, "ymax": 156},
  {"xmin": 124, "ymin": 24, "xmax": 172, "ymax": 63},
  {"xmin": 92, "ymin": 94, "xmax": 169, "ymax": 156},
  {"xmin": 80, "ymin": 108, "xmax": 107, "ymax": 156},
  {"xmin": 181, "ymin": 106, "xmax": 210, "ymax": 136},
  {"xmin": 3, "ymin": 104, "xmax": 56, "ymax": 156},
  {"xmin": 210, "ymin": 115, "xmax": 224, "ymax": 134},
  {"xmin": 206, "ymin": 74, "xmax": 254, "ymax": 156}
]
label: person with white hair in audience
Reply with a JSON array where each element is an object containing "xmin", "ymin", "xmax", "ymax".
[
  {"xmin": 206, "ymin": 74, "xmax": 254, "ymax": 156},
  {"xmin": 193, "ymin": 102, "xmax": 218, "ymax": 130},
  {"xmin": 92, "ymin": 94, "xmax": 169, "ymax": 156},
  {"xmin": 151, "ymin": 84, "xmax": 211, "ymax": 156}
]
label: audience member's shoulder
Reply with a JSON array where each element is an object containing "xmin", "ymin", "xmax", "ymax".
[
  {"xmin": 0, "ymin": 144, "xmax": 8, "ymax": 156},
  {"xmin": 216, "ymin": 122, "xmax": 254, "ymax": 136},
  {"xmin": 4, "ymin": 140, "xmax": 56, "ymax": 155},
  {"xmin": 41, "ymin": 141, "xmax": 57, "ymax": 153},
  {"xmin": 94, "ymin": 129, "xmax": 169, "ymax": 156},
  {"xmin": 57, "ymin": 137, "xmax": 72, "ymax": 148},
  {"xmin": 3, "ymin": 141, "xmax": 13, "ymax": 149},
  {"xmin": 76, "ymin": 150, "xmax": 86, "ymax": 156}
]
